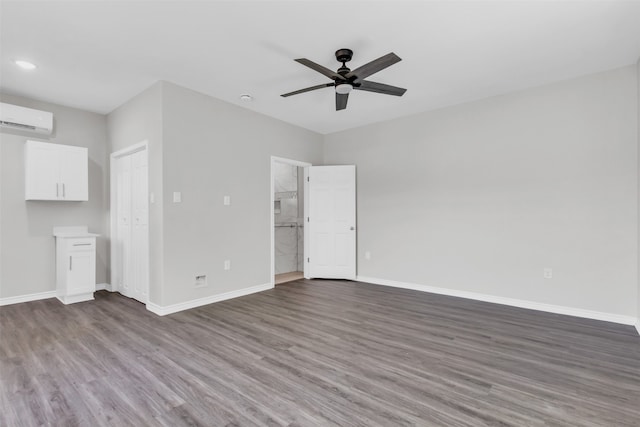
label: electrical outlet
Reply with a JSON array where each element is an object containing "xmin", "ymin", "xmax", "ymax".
[
  {"xmin": 224, "ymin": 260, "xmax": 231, "ymax": 270},
  {"xmin": 543, "ymin": 268, "xmax": 553, "ymax": 279},
  {"xmin": 223, "ymin": 195, "xmax": 231, "ymax": 206},
  {"xmin": 364, "ymin": 251, "xmax": 371, "ymax": 261},
  {"xmin": 195, "ymin": 275, "xmax": 207, "ymax": 288},
  {"xmin": 173, "ymin": 192, "xmax": 181, "ymax": 203}
]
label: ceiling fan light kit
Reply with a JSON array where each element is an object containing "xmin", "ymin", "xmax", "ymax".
[
  {"xmin": 281, "ymin": 48, "xmax": 407, "ymax": 111},
  {"xmin": 335, "ymin": 84, "xmax": 352, "ymax": 95}
]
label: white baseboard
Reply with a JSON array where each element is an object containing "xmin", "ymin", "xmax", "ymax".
[
  {"xmin": 0, "ymin": 290, "xmax": 56, "ymax": 306},
  {"xmin": 1, "ymin": 283, "xmax": 109, "ymax": 307},
  {"xmin": 356, "ymin": 276, "xmax": 638, "ymax": 326},
  {"xmin": 146, "ymin": 282, "xmax": 273, "ymax": 316},
  {"xmin": 57, "ymin": 293, "xmax": 94, "ymax": 305},
  {"xmin": 95, "ymin": 283, "xmax": 116, "ymax": 292},
  {"xmin": 635, "ymin": 322, "xmax": 640, "ymax": 336}
]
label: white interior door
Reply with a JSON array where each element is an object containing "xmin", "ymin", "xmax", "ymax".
[
  {"xmin": 116, "ymin": 155, "xmax": 132, "ymax": 297},
  {"xmin": 131, "ymin": 150, "xmax": 149, "ymax": 303},
  {"xmin": 113, "ymin": 145, "xmax": 148, "ymax": 304},
  {"xmin": 307, "ymin": 165, "xmax": 356, "ymax": 279}
]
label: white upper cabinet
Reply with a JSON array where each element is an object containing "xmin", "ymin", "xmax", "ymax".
[{"xmin": 25, "ymin": 140, "xmax": 88, "ymax": 201}]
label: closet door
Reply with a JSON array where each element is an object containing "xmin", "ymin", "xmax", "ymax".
[
  {"xmin": 131, "ymin": 150, "xmax": 149, "ymax": 303},
  {"xmin": 116, "ymin": 155, "xmax": 133, "ymax": 297}
]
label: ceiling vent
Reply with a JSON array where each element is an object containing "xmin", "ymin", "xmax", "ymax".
[{"xmin": 0, "ymin": 103, "xmax": 53, "ymax": 135}]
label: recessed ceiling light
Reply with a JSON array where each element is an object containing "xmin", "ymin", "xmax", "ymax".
[
  {"xmin": 15, "ymin": 60, "xmax": 37, "ymax": 70},
  {"xmin": 239, "ymin": 94, "xmax": 253, "ymax": 102}
]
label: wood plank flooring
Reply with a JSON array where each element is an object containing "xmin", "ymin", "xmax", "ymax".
[{"xmin": 1, "ymin": 279, "xmax": 639, "ymax": 426}]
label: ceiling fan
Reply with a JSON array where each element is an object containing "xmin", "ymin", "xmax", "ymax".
[{"xmin": 281, "ymin": 49, "xmax": 407, "ymax": 111}]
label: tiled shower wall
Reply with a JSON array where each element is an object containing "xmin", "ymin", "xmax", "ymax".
[{"xmin": 274, "ymin": 162, "xmax": 304, "ymax": 274}]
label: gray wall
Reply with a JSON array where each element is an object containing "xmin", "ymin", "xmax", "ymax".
[
  {"xmin": 3, "ymin": 65, "xmax": 639, "ymax": 322},
  {"xmin": 325, "ymin": 66, "xmax": 638, "ymax": 317},
  {"xmin": 106, "ymin": 81, "xmax": 323, "ymax": 307},
  {"xmin": 161, "ymin": 82, "xmax": 322, "ymax": 306},
  {"xmin": 0, "ymin": 94, "xmax": 108, "ymax": 298},
  {"xmin": 107, "ymin": 82, "xmax": 164, "ymax": 304},
  {"xmin": 637, "ymin": 57, "xmax": 640, "ymax": 326}
]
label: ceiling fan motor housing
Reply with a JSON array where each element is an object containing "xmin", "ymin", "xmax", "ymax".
[
  {"xmin": 336, "ymin": 49, "xmax": 353, "ymax": 77},
  {"xmin": 335, "ymin": 48, "xmax": 353, "ymax": 63}
]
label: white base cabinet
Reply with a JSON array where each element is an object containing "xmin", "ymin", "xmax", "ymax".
[{"xmin": 54, "ymin": 227, "xmax": 99, "ymax": 304}]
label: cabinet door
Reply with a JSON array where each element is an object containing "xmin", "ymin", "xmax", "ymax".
[
  {"xmin": 68, "ymin": 251, "xmax": 96, "ymax": 294},
  {"xmin": 25, "ymin": 142, "xmax": 61, "ymax": 200},
  {"xmin": 60, "ymin": 147, "xmax": 88, "ymax": 201}
]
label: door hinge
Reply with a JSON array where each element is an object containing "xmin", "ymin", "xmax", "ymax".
[
  {"xmin": 307, "ymin": 257, "xmax": 310, "ymax": 263},
  {"xmin": 307, "ymin": 176, "xmax": 309, "ymax": 182},
  {"xmin": 307, "ymin": 217, "xmax": 309, "ymax": 222}
]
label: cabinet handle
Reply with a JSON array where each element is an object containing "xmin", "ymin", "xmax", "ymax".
[
  {"xmin": 69, "ymin": 256, "xmax": 72, "ymax": 270},
  {"xmin": 62, "ymin": 183, "xmax": 65, "ymax": 198},
  {"xmin": 56, "ymin": 183, "xmax": 59, "ymax": 198},
  {"xmin": 73, "ymin": 243, "xmax": 92, "ymax": 246}
]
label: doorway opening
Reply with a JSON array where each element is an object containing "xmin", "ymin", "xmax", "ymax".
[
  {"xmin": 110, "ymin": 141, "xmax": 149, "ymax": 304},
  {"xmin": 271, "ymin": 157, "xmax": 311, "ymax": 285}
]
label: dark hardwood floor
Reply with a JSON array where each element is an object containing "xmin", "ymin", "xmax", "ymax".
[{"xmin": 1, "ymin": 279, "xmax": 639, "ymax": 426}]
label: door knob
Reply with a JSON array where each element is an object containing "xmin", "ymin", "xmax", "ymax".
[{"xmin": 350, "ymin": 226, "xmax": 355, "ymax": 231}]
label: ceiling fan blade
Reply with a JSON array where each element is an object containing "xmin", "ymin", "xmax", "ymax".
[
  {"xmin": 346, "ymin": 53, "xmax": 401, "ymax": 82},
  {"xmin": 295, "ymin": 58, "xmax": 346, "ymax": 81},
  {"xmin": 355, "ymin": 80, "xmax": 407, "ymax": 96},
  {"xmin": 281, "ymin": 83, "xmax": 334, "ymax": 97},
  {"xmin": 336, "ymin": 92, "xmax": 349, "ymax": 111}
]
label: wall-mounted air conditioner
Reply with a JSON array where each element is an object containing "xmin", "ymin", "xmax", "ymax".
[{"xmin": 0, "ymin": 102, "xmax": 53, "ymax": 135}]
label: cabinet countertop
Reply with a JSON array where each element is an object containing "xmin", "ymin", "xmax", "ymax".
[
  {"xmin": 53, "ymin": 226, "xmax": 99, "ymax": 238},
  {"xmin": 53, "ymin": 232, "xmax": 100, "ymax": 238}
]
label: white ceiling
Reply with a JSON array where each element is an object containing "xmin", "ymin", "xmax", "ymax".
[{"xmin": 2, "ymin": 1, "xmax": 640, "ymax": 135}]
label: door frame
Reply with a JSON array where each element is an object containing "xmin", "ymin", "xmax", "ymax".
[
  {"xmin": 270, "ymin": 156, "xmax": 311, "ymax": 285},
  {"xmin": 110, "ymin": 140, "xmax": 149, "ymax": 302}
]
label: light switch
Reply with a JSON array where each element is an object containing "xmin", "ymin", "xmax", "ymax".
[
  {"xmin": 173, "ymin": 192, "xmax": 182, "ymax": 203},
  {"xmin": 223, "ymin": 195, "xmax": 231, "ymax": 206}
]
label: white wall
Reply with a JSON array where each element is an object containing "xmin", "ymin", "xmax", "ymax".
[
  {"xmin": 325, "ymin": 66, "xmax": 638, "ymax": 318},
  {"xmin": 637, "ymin": 57, "xmax": 640, "ymax": 328},
  {"xmin": 107, "ymin": 82, "xmax": 164, "ymax": 304},
  {"xmin": 161, "ymin": 82, "xmax": 322, "ymax": 306},
  {"xmin": 0, "ymin": 94, "xmax": 108, "ymax": 299}
]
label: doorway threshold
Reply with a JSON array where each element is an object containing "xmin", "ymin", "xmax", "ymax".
[{"xmin": 275, "ymin": 271, "xmax": 304, "ymax": 285}]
